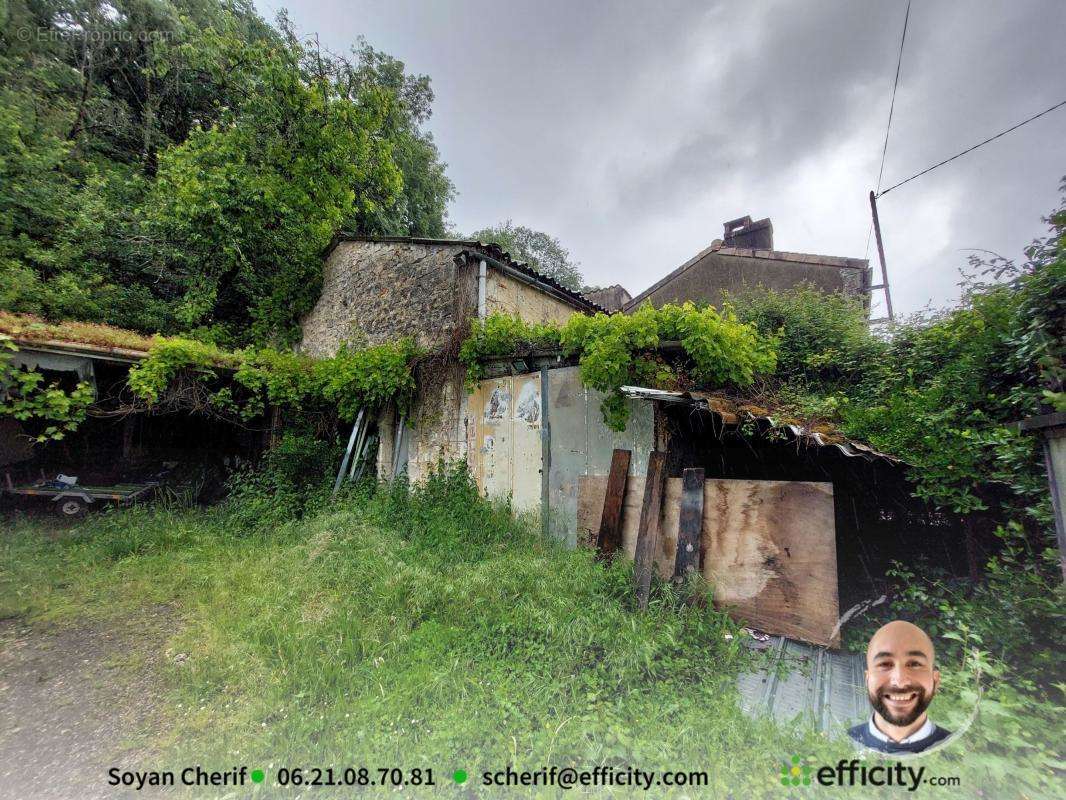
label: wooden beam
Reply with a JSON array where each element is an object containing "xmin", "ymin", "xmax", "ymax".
[
  {"xmin": 673, "ymin": 467, "xmax": 705, "ymax": 581},
  {"xmin": 596, "ymin": 449, "xmax": 631, "ymax": 558},
  {"xmin": 633, "ymin": 451, "xmax": 667, "ymax": 610}
]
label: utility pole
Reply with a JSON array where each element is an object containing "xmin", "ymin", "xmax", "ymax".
[{"xmin": 868, "ymin": 190, "xmax": 895, "ymax": 324}]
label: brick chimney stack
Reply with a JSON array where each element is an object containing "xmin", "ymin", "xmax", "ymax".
[{"xmin": 723, "ymin": 215, "xmax": 773, "ymax": 250}]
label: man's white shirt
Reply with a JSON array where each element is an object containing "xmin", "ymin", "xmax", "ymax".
[{"xmin": 867, "ymin": 715, "xmax": 935, "ymax": 745}]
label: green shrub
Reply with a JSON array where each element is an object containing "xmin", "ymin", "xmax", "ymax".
[{"xmin": 461, "ymin": 303, "xmax": 778, "ymax": 430}]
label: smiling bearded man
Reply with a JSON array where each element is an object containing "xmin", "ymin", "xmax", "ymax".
[{"xmin": 848, "ymin": 620, "xmax": 953, "ymax": 754}]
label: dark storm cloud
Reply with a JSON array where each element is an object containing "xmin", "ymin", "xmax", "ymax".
[{"xmin": 256, "ymin": 0, "xmax": 1066, "ymax": 315}]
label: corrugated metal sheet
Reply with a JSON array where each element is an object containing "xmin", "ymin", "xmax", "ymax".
[
  {"xmin": 545, "ymin": 366, "xmax": 655, "ymax": 546},
  {"xmin": 619, "ymin": 385, "xmax": 902, "ymax": 464},
  {"xmin": 737, "ymin": 636, "xmax": 868, "ymax": 733}
]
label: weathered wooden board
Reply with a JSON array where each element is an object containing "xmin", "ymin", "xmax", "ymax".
[
  {"xmin": 595, "ymin": 449, "xmax": 631, "ymax": 557},
  {"xmin": 578, "ymin": 475, "xmax": 839, "ymax": 647},
  {"xmin": 673, "ymin": 468, "xmax": 705, "ymax": 580},
  {"xmin": 633, "ymin": 452, "xmax": 667, "ymax": 609}
]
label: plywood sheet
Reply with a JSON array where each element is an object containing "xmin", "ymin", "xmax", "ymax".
[{"xmin": 578, "ymin": 476, "xmax": 838, "ymax": 647}]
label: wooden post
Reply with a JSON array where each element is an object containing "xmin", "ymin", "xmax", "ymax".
[
  {"xmin": 121, "ymin": 414, "xmax": 136, "ymax": 462},
  {"xmin": 634, "ymin": 451, "xmax": 667, "ymax": 610},
  {"xmin": 673, "ymin": 468, "xmax": 705, "ymax": 582},
  {"xmin": 963, "ymin": 517, "xmax": 980, "ymax": 583},
  {"xmin": 596, "ymin": 449, "xmax": 631, "ymax": 557},
  {"xmin": 1019, "ymin": 412, "xmax": 1066, "ymax": 581},
  {"xmin": 869, "ymin": 190, "xmax": 896, "ymax": 323}
]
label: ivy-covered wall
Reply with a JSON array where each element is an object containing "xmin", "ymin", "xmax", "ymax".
[{"xmin": 300, "ymin": 239, "xmax": 589, "ymax": 483}]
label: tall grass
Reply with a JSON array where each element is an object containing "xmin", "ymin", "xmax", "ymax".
[{"xmin": 1, "ymin": 465, "xmax": 1058, "ymax": 797}]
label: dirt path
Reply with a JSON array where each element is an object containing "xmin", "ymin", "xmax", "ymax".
[{"xmin": 0, "ymin": 610, "xmax": 174, "ymax": 800}]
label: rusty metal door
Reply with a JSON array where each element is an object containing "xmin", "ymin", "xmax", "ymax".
[{"xmin": 469, "ymin": 373, "xmax": 543, "ymax": 512}]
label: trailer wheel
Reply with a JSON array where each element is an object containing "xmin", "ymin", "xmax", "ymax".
[{"xmin": 57, "ymin": 497, "xmax": 88, "ymax": 518}]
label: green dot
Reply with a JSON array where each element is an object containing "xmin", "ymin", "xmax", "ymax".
[
  {"xmin": 792, "ymin": 755, "xmax": 801, "ymax": 765},
  {"xmin": 251, "ymin": 770, "xmax": 265, "ymax": 784},
  {"xmin": 791, "ymin": 776, "xmax": 801, "ymax": 786},
  {"xmin": 453, "ymin": 769, "xmax": 468, "ymax": 784},
  {"xmin": 781, "ymin": 776, "xmax": 791, "ymax": 786}
]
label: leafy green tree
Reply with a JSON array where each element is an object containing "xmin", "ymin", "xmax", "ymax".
[
  {"xmin": 0, "ymin": 1, "xmax": 455, "ymax": 339},
  {"xmin": 143, "ymin": 23, "xmax": 402, "ymax": 345},
  {"xmin": 316, "ymin": 35, "xmax": 454, "ymax": 237},
  {"xmin": 470, "ymin": 220, "xmax": 584, "ymax": 291}
]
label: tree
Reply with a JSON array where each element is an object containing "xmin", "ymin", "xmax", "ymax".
[
  {"xmin": 0, "ymin": 1, "xmax": 455, "ymax": 340},
  {"xmin": 469, "ymin": 221, "xmax": 584, "ymax": 291},
  {"xmin": 143, "ymin": 23, "xmax": 402, "ymax": 345}
]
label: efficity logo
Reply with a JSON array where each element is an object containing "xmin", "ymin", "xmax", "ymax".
[
  {"xmin": 780, "ymin": 756, "xmax": 812, "ymax": 787},
  {"xmin": 775, "ymin": 757, "xmax": 950, "ymax": 792}
]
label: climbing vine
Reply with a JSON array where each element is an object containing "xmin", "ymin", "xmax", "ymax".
[
  {"xmin": 128, "ymin": 337, "xmax": 421, "ymax": 422},
  {"xmin": 460, "ymin": 303, "xmax": 778, "ymax": 430},
  {"xmin": 0, "ymin": 337, "xmax": 95, "ymax": 442}
]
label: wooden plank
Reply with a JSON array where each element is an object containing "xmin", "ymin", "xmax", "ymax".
[
  {"xmin": 577, "ymin": 475, "xmax": 839, "ymax": 646},
  {"xmin": 633, "ymin": 452, "xmax": 667, "ymax": 609},
  {"xmin": 595, "ymin": 449, "xmax": 631, "ymax": 557},
  {"xmin": 702, "ymin": 479, "xmax": 839, "ymax": 647},
  {"xmin": 673, "ymin": 467, "xmax": 705, "ymax": 581}
]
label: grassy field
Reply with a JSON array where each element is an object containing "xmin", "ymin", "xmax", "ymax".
[{"xmin": 1, "ymin": 467, "xmax": 1059, "ymax": 798}]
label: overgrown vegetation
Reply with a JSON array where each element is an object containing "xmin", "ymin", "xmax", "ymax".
[
  {"xmin": 729, "ymin": 192, "xmax": 1066, "ymax": 727},
  {"xmin": 461, "ymin": 302, "xmax": 778, "ymax": 429},
  {"xmin": 0, "ymin": 336, "xmax": 94, "ymax": 441},
  {"xmin": 0, "ymin": 0, "xmax": 454, "ymax": 345},
  {"xmin": 3, "ymin": 467, "xmax": 1059, "ymax": 797},
  {"xmin": 126, "ymin": 335, "xmax": 421, "ymax": 422}
]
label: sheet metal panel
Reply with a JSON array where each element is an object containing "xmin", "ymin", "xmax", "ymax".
[
  {"xmin": 737, "ymin": 636, "xmax": 867, "ymax": 734},
  {"xmin": 470, "ymin": 374, "xmax": 542, "ymax": 514},
  {"xmin": 511, "ymin": 374, "xmax": 542, "ymax": 511},
  {"xmin": 544, "ymin": 366, "xmax": 655, "ymax": 546}
]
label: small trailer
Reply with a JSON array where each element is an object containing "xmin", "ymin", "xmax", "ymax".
[{"xmin": 3, "ymin": 473, "xmax": 158, "ymax": 517}]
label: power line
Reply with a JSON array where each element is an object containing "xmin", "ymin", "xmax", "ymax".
[
  {"xmin": 875, "ymin": 0, "xmax": 912, "ymax": 194},
  {"xmin": 866, "ymin": 0, "xmax": 911, "ymax": 326},
  {"xmin": 878, "ymin": 98, "xmax": 1066, "ymax": 197}
]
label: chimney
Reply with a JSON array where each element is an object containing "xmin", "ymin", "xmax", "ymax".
[{"xmin": 723, "ymin": 215, "xmax": 773, "ymax": 250}]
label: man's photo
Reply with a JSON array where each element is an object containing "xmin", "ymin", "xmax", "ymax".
[{"xmin": 849, "ymin": 620, "xmax": 953, "ymax": 754}]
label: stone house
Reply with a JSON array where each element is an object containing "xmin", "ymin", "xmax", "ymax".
[
  {"xmin": 298, "ymin": 235, "xmax": 601, "ymax": 483},
  {"xmin": 623, "ymin": 215, "xmax": 872, "ymax": 311}
]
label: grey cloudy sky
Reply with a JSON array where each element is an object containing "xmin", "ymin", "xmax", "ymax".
[{"xmin": 256, "ymin": 0, "xmax": 1066, "ymax": 316}]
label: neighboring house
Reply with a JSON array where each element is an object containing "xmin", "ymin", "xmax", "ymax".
[
  {"xmin": 623, "ymin": 215, "xmax": 872, "ymax": 311},
  {"xmin": 298, "ymin": 235, "xmax": 602, "ymax": 484},
  {"xmin": 584, "ymin": 284, "xmax": 632, "ymax": 313}
]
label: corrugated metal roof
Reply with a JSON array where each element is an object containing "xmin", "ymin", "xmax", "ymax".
[
  {"xmin": 737, "ymin": 635, "xmax": 868, "ymax": 733},
  {"xmin": 619, "ymin": 385, "xmax": 903, "ymax": 464},
  {"xmin": 325, "ymin": 234, "xmax": 606, "ymax": 313}
]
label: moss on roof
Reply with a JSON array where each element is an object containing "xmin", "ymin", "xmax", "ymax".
[{"xmin": 0, "ymin": 312, "xmax": 159, "ymax": 353}]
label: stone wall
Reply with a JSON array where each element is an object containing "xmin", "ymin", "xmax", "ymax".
[
  {"xmin": 300, "ymin": 241, "xmax": 471, "ymax": 357},
  {"xmin": 485, "ymin": 270, "xmax": 583, "ymax": 325},
  {"xmin": 300, "ymin": 238, "xmax": 589, "ymax": 485}
]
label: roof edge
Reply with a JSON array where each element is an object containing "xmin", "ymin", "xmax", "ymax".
[
  {"xmin": 326, "ymin": 234, "xmax": 605, "ymax": 313},
  {"xmin": 625, "ymin": 244, "xmax": 870, "ymax": 310}
]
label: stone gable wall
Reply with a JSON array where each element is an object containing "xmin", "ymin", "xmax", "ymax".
[
  {"xmin": 300, "ymin": 239, "xmax": 590, "ymax": 485},
  {"xmin": 300, "ymin": 241, "xmax": 472, "ymax": 358}
]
